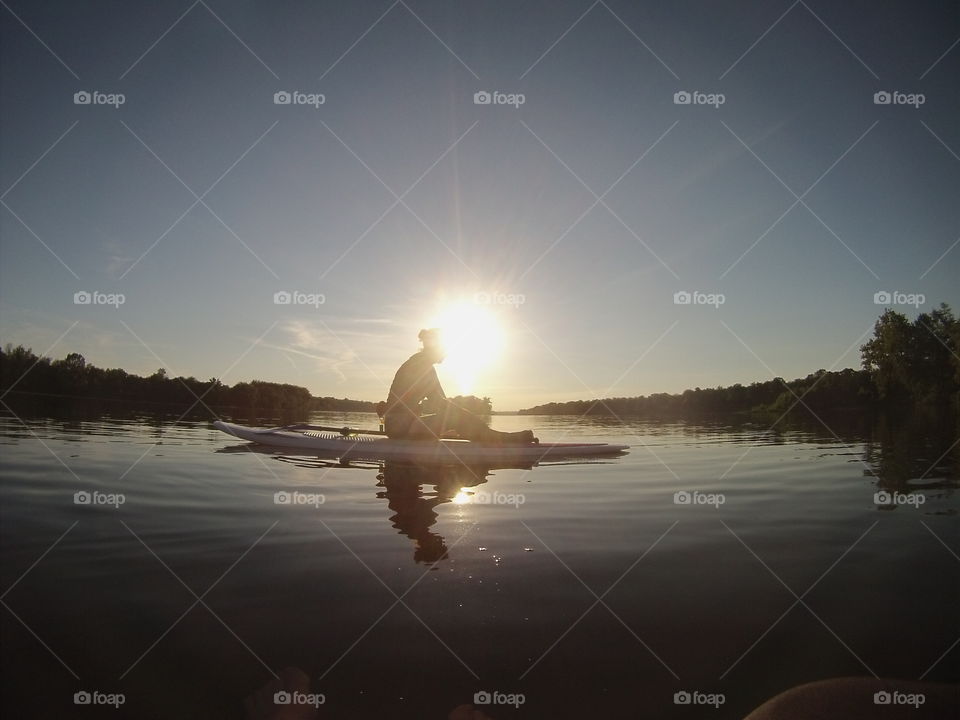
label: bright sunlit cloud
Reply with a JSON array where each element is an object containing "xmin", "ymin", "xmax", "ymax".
[{"xmin": 428, "ymin": 300, "xmax": 504, "ymax": 395}]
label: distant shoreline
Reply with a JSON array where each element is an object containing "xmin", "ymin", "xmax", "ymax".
[{"xmin": 3, "ymin": 303, "xmax": 957, "ymax": 421}]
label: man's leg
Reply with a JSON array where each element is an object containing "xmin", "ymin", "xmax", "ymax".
[
  {"xmin": 436, "ymin": 402, "xmax": 492, "ymax": 440},
  {"xmin": 400, "ymin": 403, "xmax": 537, "ymax": 443},
  {"xmin": 399, "ymin": 409, "xmax": 485, "ymax": 440},
  {"xmin": 436, "ymin": 401, "xmax": 537, "ymax": 444}
]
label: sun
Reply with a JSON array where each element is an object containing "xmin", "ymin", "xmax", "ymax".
[{"xmin": 428, "ymin": 301, "xmax": 504, "ymax": 394}]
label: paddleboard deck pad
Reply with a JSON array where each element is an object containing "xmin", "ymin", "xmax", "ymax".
[{"xmin": 213, "ymin": 421, "xmax": 628, "ymax": 464}]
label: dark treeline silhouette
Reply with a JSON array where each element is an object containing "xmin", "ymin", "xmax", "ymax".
[
  {"xmin": 0, "ymin": 345, "xmax": 364, "ymax": 416},
  {"xmin": 521, "ymin": 304, "xmax": 960, "ymax": 419},
  {"xmin": 0, "ymin": 345, "xmax": 495, "ymax": 418},
  {"xmin": 3, "ymin": 304, "xmax": 956, "ymax": 421},
  {"xmin": 519, "ymin": 368, "xmax": 875, "ymax": 417},
  {"xmin": 312, "ymin": 396, "xmax": 377, "ymax": 412},
  {"xmin": 861, "ymin": 303, "xmax": 959, "ymax": 408}
]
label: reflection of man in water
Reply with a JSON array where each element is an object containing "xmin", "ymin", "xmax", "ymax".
[
  {"xmin": 382, "ymin": 328, "xmax": 536, "ymax": 444},
  {"xmin": 378, "ymin": 463, "xmax": 486, "ymax": 563}
]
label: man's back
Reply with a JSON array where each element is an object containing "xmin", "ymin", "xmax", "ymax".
[{"xmin": 385, "ymin": 351, "xmax": 443, "ymax": 420}]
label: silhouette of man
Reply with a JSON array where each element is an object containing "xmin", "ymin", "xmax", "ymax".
[{"xmin": 382, "ymin": 328, "xmax": 536, "ymax": 444}]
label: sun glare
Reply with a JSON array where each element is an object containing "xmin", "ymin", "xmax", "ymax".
[{"xmin": 429, "ymin": 301, "xmax": 504, "ymax": 394}]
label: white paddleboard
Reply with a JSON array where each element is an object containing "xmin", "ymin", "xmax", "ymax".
[{"xmin": 213, "ymin": 421, "xmax": 629, "ymax": 464}]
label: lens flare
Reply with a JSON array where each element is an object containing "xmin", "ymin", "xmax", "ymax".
[{"xmin": 428, "ymin": 301, "xmax": 504, "ymax": 394}]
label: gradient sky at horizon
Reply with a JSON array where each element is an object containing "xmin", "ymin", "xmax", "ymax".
[{"xmin": 1, "ymin": 0, "xmax": 958, "ymax": 410}]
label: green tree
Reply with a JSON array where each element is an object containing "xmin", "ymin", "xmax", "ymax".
[
  {"xmin": 913, "ymin": 304, "xmax": 957, "ymax": 405},
  {"xmin": 62, "ymin": 352, "xmax": 86, "ymax": 371},
  {"xmin": 860, "ymin": 309, "xmax": 914, "ymax": 403}
]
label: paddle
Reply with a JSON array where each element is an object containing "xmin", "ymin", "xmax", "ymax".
[{"xmin": 279, "ymin": 423, "xmax": 388, "ymax": 437}]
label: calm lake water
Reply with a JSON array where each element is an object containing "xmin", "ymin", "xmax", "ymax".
[{"xmin": 1, "ymin": 409, "xmax": 957, "ymax": 719}]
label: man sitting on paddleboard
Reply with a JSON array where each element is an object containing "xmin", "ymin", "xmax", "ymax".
[{"xmin": 382, "ymin": 328, "xmax": 537, "ymax": 444}]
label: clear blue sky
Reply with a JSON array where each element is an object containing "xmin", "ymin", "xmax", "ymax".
[{"xmin": 1, "ymin": 0, "xmax": 957, "ymax": 409}]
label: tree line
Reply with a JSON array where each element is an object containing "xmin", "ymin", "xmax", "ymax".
[
  {"xmin": 0, "ymin": 345, "xmax": 494, "ymax": 417},
  {"xmin": 0, "ymin": 348, "xmax": 322, "ymax": 415},
  {"xmin": 520, "ymin": 304, "xmax": 959, "ymax": 418},
  {"xmin": 2, "ymin": 304, "xmax": 955, "ymax": 420}
]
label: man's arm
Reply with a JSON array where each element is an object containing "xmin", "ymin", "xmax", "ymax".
[{"xmin": 428, "ymin": 365, "xmax": 446, "ymax": 402}]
